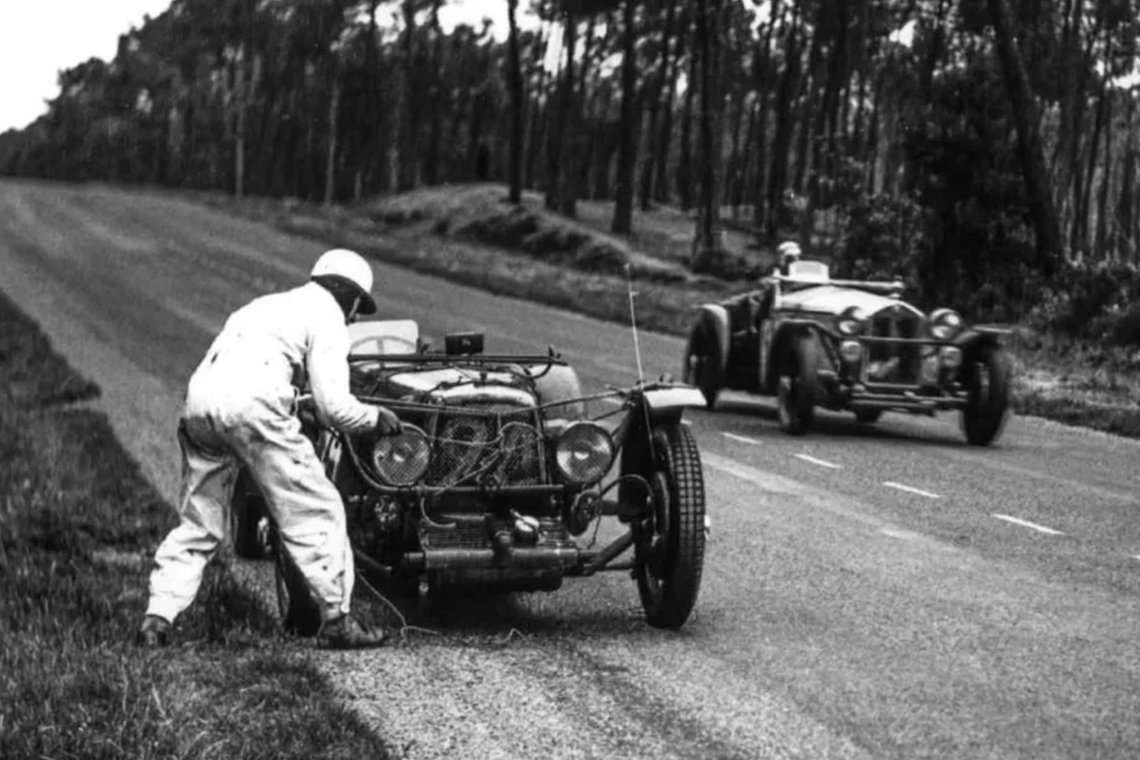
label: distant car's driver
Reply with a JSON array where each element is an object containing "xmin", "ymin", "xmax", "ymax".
[
  {"xmin": 751, "ymin": 240, "xmax": 804, "ymax": 328},
  {"xmin": 137, "ymin": 248, "xmax": 401, "ymax": 649}
]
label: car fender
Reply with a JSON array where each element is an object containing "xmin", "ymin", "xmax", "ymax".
[
  {"xmin": 694, "ymin": 304, "xmax": 730, "ymax": 373},
  {"xmin": 643, "ymin": 385, "xmax": 708, "ymax": 422},
  {"xmin": 954, "ymin": 326, "xmax": 1008, "ymax": 355},
  {"xmin": 764, "ymin": 319, "xmax": 822, "ymax": 390}
]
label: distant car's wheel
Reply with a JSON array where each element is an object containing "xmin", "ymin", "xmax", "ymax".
[
  {"xmin": 960, "ymin": 345, "xmax": 1012, "ymax": 446},
  {"xmin": 635, "ymin": 423, "xmax": 706, "ymax": 630},
  {"xmin": 230, "ymin": 469, "xmax": 269, "ymax": 560},
  {"xmin": 271, "ymin": 526, "xmax": 322, "ymax": 637},
  {"xmin": 854, "ymin": 409, "xmax": 882, "ymax": 425},
  {"xmin": 683, "ymin": 316, "xmax": 724, "ymax": 409},
  {"xmin": 777, "ymin": 333, "xmax": 818, "ymax": 435}
]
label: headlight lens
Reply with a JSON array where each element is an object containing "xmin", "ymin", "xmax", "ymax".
[
  {"xmin": 554, "ymin": 422, "xmax": 616, "ymax": 485},
  {"xmin": 835, "ymin": 306, "xmax": 866, "ymax": 336},
  {"xmin": 839, "ymin": 340, "xmax": 863, "ymax": 363},
  {"xmin": 371, "ymin": 424, "xmax": 431, "ymax": 485},
  {"xmin": 929, "ymin": 309, "xmax": 963, "ymax": 340},
  {"xmin": 939, "ymin": 346, "xmax": 963, "ymax": 369}
]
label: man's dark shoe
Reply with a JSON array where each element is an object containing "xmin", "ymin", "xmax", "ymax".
[
  {"xmin": 136, "ymin": 615, "xmax": 172, "ymax": 647},
  {"xmin": 318, "ymin": 614, "xmax": 389, "ymax": 650}
]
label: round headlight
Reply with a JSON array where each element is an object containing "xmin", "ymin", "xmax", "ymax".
[
  {"xmin": 554, "ymin": 422, "xmax": 616, "ymax": 485},
  {"xmin": 371, "ymin": 425, "xmax": 431, "ymax": 485},
  {"xmin": 929, "ymin": 309, "xmax": 963, "ymax": 340},
  {"xmin": 839, "ymin": 340, "xmax": 863, "ymax": 363},
  {"xmin": 835, "ymin": 306, "xmax": 866, "ymax": 336}
]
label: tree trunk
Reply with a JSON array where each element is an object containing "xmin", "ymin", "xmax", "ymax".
[
  {"xmin": 639, "ymin": 0, "xmax": 676, "ymax": 211},
  {"xmin": 325, "ymin": 77, "xmax": 340, "ymax": 206},
  {"xmin": 399, "ymin": 0, "xmax": 418, "ymax": 190},
  {"xmin": 1075, "ymin": 54, "xmax": 1110, "ymax": 255},
  {"xmin": 677, "ymin": 22, "xmax": 698, "ymax": 211},
  {"xmin": 423, "ymin": 0, "xmax": 446, "ymax": 186},
  {"xmin": 1095, "ymin": 86, "xmax": 1114, "ymax": 258},
  {"xmin": 692, "ymin": 0, "xmax": 724, "ymax": 267},
  {"xmin": 767, "ymin": 0, "xmax": 802, "ymax": 240},
  {"xmin": 612, "ymin": 0, "xmax": 640, "ymax": 234},
  {"xmin": 987, "ymin": 0, "xmax": 1062, "ymax": 273},
  {"xmin": 507, "ymin": 0, "xmax": 525, "ymax": 203},
  {"xmin": 1117, "ymin": 96, "xmax": 1137, "ymax": 261},
  {"xmin": 654, "ymin": 2, "xmax": 687, "ymax": 203},
  {"xmin": 546, "ymin": 10, "xmax": 576, "ymax": 210},
  {"xmin": 235, "ymin": 58, "xmax": 246, "ymax": 199},
  {"xmin": 750, "ymin": 1, "xmax": 780, "ymax": 229}
]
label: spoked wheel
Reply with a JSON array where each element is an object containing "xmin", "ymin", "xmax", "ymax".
[
  {"xmin": 683, "ymin": 318, "xmax": 724, "ymax": 409},
  {"xmin": 634, "ymin": 423, "xmax": 707, "ymax": 630},
  {"xmin": 960, "ymin": 345, "xmax": 1012, "ymax": 446},
  {"xmin": 777, "ymin": 333, "xmax": 819, "ymax": 435},
  {"xmin": 271, "ymin": 527, "xmax": 322, "ymax": 637}
]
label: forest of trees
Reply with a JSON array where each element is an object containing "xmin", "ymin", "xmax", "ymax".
[{"xmin": 2, "ymin": 0, "xmax": 1139, "ymax": 336}]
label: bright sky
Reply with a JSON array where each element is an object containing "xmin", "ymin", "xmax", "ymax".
[
  {"xmin": 0, "ymin": 0, "xmax": 523, "ymax": 134},
  {"xmin": 0, "ymin": 1, "xmax": 173, "ymax": 132}
]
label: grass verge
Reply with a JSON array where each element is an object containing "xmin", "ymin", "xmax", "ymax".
[
  {"xmin": 0, "ymin": 293, "xmax": 388, "ymax": 759},
  {"xmin": 196, "ymin": 184, "xmax": 1140, "ymax": 440}
]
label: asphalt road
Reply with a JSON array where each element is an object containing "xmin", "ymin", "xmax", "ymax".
[{"xmin": 3, "ymin": 180, "xmax": 1139, "ymax": 759}]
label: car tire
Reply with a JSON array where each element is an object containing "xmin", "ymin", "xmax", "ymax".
[
  {"xmin": 777, "ymin": 333, "xmax": 818, "ymax": 435},
  {"xmin": 231, "ymin": 469, "xmax": 269, "ymax": 560},
  {"xmin": 683, "ymin": 316, "xmax": 724, "ymax": 409},
  {"xmin": 635, "ymin": 423, "xmax": 706, "ymax": 630},
  {"xmin": 271, "ymin": 526, "xmax": 323, "ymax": 637},
  {"xmin": 960, "ymin": 345, "xmax": 1012, "ymax": 446},
  {"xmin": 854, "ymin": 409, "xmax": 882, "ymax": 425}
]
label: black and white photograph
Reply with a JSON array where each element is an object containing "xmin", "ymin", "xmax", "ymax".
[{"xmin": 2, "ymin": 0, "xmax": 1139, "ymax": 757}]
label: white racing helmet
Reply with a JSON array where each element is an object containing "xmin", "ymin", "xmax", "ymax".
[
  {"xmin": 777, "ymin": 241, "xmax": 802, "ymax": 268},
  {"xmin": 310, "ymin": 248, "xmax": 377, "ymax": 314}
]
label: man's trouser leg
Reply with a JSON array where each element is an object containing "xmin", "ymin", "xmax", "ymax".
[
  {"xmin": 146, "ymin": 420, "xmax": 237, "ymax": 624},
  {"xmin": 232, "ymin": 405, "xmax": 354, "ymax": 623}
]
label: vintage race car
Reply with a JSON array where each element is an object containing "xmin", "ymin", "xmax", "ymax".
[
  {"xmin": 232, "ymin": 319, "xmax": 709, "ymax": 630},
  {"xmin": 682, "ymin": 259, "xmax": 1012, "ymax": 445}
]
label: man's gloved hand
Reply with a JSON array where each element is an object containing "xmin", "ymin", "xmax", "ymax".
[{"xmin": 375, "ymin": 406, "xmax": 403, "ymax": 437}]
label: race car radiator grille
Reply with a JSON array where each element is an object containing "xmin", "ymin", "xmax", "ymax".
[
  {"xmin": 865, "ymin": 308, "xmax": 923, "ymax": 384},
  {"xmin": 425, "ymin": 403, "xmax": 546, "ymax": 488}
]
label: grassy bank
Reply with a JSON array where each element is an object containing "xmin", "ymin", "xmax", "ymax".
[
  {"xmin": 0, "ymin": 294, "xmax": 387, "ymax": 759},
  {"xmin": 196, "ymin": 183, "xmax": 1140, "ymax": 439}
]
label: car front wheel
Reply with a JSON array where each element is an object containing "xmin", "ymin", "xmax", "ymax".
[
  {"xmin": 683, "ymin": 317, "xmax": 724, "ymax": 409},
  {"xmin": 777, "ymin": 333, "xmax": 819, "ymax": 435},
  {"xmin": 960, "ymin": 345, "xmax": 1012, "ymax": 446},
  {"xmin": 634, "ymin": 423, "xmax": 707, "ymax": 629}
]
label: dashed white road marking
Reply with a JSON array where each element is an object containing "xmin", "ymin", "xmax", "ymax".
[
  {"xmin": 883, "ymin": 481, "xmax": 942, "ymax": 499},
  {"xmin": 793, "ymin": 453, "xmax": 842, "ymax": 469},
  {"xmin": 724, "ymin": 432, "xmax": 761, "ymax": 445},
  {"xmin": 992, "ymin": 514, "xmax": 1064, "ymax": 535}
]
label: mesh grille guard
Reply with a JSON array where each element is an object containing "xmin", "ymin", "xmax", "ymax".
[{"xmin": 424, "ymin": 402, "xmax": 546, "ymax": 489}]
